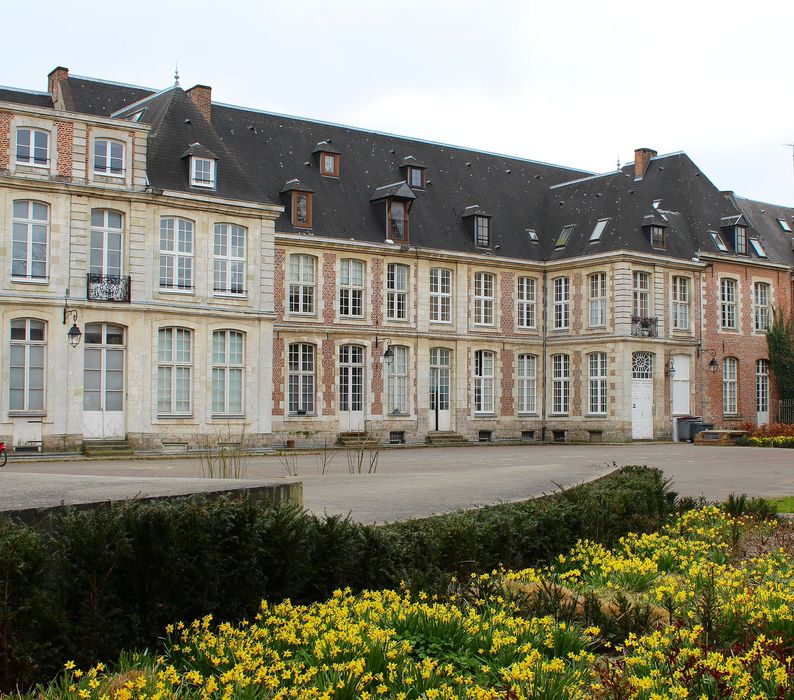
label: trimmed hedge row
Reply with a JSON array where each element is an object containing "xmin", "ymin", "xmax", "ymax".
[{"xmin": 0, "ymin": 465, "xmax": 674, "ymax": 690}]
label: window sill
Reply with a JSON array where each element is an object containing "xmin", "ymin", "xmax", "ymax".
[
  {"xmin": 550, "ymin": 413, "xmax": 570, "ymax": 417},
  {"xmin": 11, "ymin": 276, "xmax": 49, "ymax": 285},
  {"xmin": 287, "ymin": 413, "xmax": 316, "ymax": 418},
  {"xmin": 160, "ymin": 287, "xmax": 195, "ymax": 295},
  {"xmin": 384, "ymin": 318, "xmax": 411, "ymax": 323},
  {"xmin": 517, "ymin": 325, "xmax": 538, "ymax": 331},
  {"xmin": 213, "ymin": 292, "xmax": 248, "ymax": 300},
  {"xmin": 430, "ymin": 320, "xmax": 453, "ymax": 325},
  {"xmin": 585, "ymin": 413, "xmax": 608, "ymax": 418},
  {"xmin": 473, "ymin": 413, "xmax": 497, "ymax": 418},
  {"xmin": 723, "ymin": 413, "xmax": 741, "ymax": 420},
  {"xmin": 338, "ymin": 315, "xmax": 366, "ymax": 321},
  {"xmin": 157, "ymin": 414, "xmax": 194, "ymax": 419},
  {"xmin": 472, "ymin": 323, "xmax": 496, "ymax": 328},
  {"xmin": 287, "ymin": 312, "xmax": 318, "ymax": 318},
  {"xmin": 517, "ymin": 412, "xmax": 539, "ymax": 417},
  {"xmin": 8, "ymin": 411, "xmax": 46, "ymax": 417},
  {"xmin": 212, "ymin": 414, "xmax": 246, "ymax": 420},
  {"xmin": 387, "ymin": 413, "xmax": 413, "ymax": 419}
]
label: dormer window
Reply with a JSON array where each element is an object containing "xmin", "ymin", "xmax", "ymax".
[
  {"xmin": 474, "ymin": 216, "xmax": 491, "ymax": 247},
  {"xmin": 407, "ymin": 167, "xmax": 424, "ymax": 189},
  {"xmin": 16, "ymin": 128, "xmax": 49, "ymax": 167},
  {"xmin": 526, "ymin": 228, "xmax": 538, "ymax": 242},
  {"xmin": 370, "ymin": 182, "xmax": 416, "ymax": 243},
  {"xmin": 650, "ymin": 225, "xmax": 666, "ymax": 249},
  {"xmin": 94, "ymin": 139, "xmax": 125, "ymax": 176},
  {"xmin": 389, "ymin": 200, "xmax": 408, "ymax": 241},
  {"xmin": 556, "ymin": 224, "xmax": 574, "ymax": 248},
  {"xmin": 320, "ymin": 152, "xmax": 339, "ymax": 177},
  {"xmin": 710, "ymin": 230, "xmax": 728, "ymax": 252},
  {"xmin": 734, "ymin": 225, "xmax": 747, "ymax": 255},
  {"xmin": 293, "ymin": 191, "xmax": 312, "ymax": 227},
  {"xmin": 191, "ymin": 157, "xmax": 216, "ymax": 188}
]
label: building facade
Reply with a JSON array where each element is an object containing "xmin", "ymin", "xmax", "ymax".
[{"xmin": 0, "ymin": 67, "xmax": 792, "ymax": 450}]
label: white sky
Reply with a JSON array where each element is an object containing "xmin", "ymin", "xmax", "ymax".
[{"xmin": 4, "ymin": 0, "xmax": 794, "ymax": 205}]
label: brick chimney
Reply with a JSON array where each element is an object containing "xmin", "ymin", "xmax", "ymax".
[
  {"xmin": 47, "ymin": 66, "xmax": 69, "ymax": 103},
  {"xmin": 187, "ymin": 84, "xmax": 212, "ymax": 123},
  {"xmin": 634, "ymin": 147, "xmax": 657, "ymax": 178}
]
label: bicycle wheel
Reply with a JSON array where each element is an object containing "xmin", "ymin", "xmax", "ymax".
[{"xmin": 0, "ymin": 450, "xmax": 6, "ymax": 467}]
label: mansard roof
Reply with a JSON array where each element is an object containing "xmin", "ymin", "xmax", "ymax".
[{"xmin": 0, "ymin": 86, "xmax": 53, "ymax": 108}]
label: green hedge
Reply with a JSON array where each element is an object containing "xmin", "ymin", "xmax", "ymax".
[{"xmin": 0, "ymin": 465, "xmax": 673, "ymax": 690}]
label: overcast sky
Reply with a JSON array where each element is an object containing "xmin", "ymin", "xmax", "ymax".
[{"xmin": 4, "ymin": 0, "xmax": 794, "ymax": 205}]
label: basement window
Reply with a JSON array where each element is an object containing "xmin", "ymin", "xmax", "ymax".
[
  {"xmin": 589, "ymin": 218, "xmax": 608, "ymax": 242},
  {"xmin": 556, "ymin": 224, "xmax": 574, "ymax": 248}
]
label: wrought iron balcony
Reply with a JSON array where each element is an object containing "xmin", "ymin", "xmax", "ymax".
[
  {"xmin": 86, "ymin": 273, "xmax": 131, "ymax": 302},
  {"xmin": 631, "ymin": 315, "xmax": 658, "ymax": 337}
]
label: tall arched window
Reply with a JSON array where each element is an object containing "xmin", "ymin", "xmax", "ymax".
[
  {"xmin": 212, "ymin": 330, "xmax": 244, "ymax": 415},
  {"xmin": 159, "ymin": 217, "xmax": 194, "ymax": 290},
  {"xmin": 588, "ymin": 352, "xmax": 608, "ymax": 415},
  {"xmin": 552, "ymin": 354, "xmax": 570, "ymax": 414},
  {"xmin": 9, "ymin": 319, "xmax": 46, "ymax": 412},
  {"xmin": 386, "ymin": 346, "xmax": 409, "ymax": 415},
  {"xmin": 289, "ymin": 255, "xmax": 316, "ymax": 314},
  {"xmin": 157, "ymin": 327, "xmax": 192, "ymax": 414},
  {"xmin": 723, "ymin": 357, "xmax": 738, "ymax": 415},
  {"xmin": 517, "ymin": 353, "xmax": 536, "ymax": 414},
  {"xmin": 12, "ymin": 200, "xmax": 49, "ymax": 280},
  {"xmin": 288, "ymin": 343, "xmax": 315, "ymax": 414},
  {"xmin": 474, "ymin": 350, "xmax": 495, "ymax": 413}
]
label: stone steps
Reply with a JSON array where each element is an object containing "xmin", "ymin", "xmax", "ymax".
[
  {"xmin": 425, "ymin": 431, "xmax": 470, "ymax": 446},
  {"xmin": 83, "ymin": 439, "xmax": 134, "ymax": 457}
]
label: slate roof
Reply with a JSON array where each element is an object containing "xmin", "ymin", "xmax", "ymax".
[
  {"xmin": 64, "ymin": 76, "xmax": 153, "ymax": 116},
  {"xmin": 0, "ymin": 87, "xmax": 53, "ymax": 108},
  {"xmin": 731, "ymin": 195, "xmax": 794, "ymax": 265}
]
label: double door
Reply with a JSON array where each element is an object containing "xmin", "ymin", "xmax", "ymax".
[
  {"xmin": 339, "ymin": 345, "xmax": 365, "ymax": 431},
  {"xmin": 429, "ymin": 347, "xmax": 451, "ymax": 431},
  {"xmin": 83, "ymin": 323, "xmax": 125, "ymax": 439}
]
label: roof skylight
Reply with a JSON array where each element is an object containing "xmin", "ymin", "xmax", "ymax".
[
  {"xmin": 652, "ymin": 199, "xmax": 662, "ymax": 209},
  {"xmin": 777, "ymin": 218, "xmax": 792, "ymax": 233},
  {"xmin": 556, "ymin": 224, "xmax": 574, "ymax": 248},
  {"xmin": 589, "ymin": 218, "xmax": 609, "ymax": 242},
  {"xmin": 526, "ymin": 228, "xmax": 539, "ymax": 242},
  {"xmin": 709, "ymin": 230, "xmax": 728, "ymax": 252},
  {"xmin": 749, "ymin": 238, "xmax": 767, "ymax": 258}
]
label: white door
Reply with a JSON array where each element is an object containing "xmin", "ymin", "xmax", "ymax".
[
  {"xmin": 631, "ymin": 351, "xmax": 654, "ymax": 439},
  {"xmin": 83, "ymin": 323, "xmax": 126, "ymax": 439},
  {"xmin": 429, "ymin": 347, "xmax": 452, "ymax": 431},
  {"xmin": 339, "ymin": 345, "xmax": 365, "ymax": 431},
  {"xmin": 757, "ymin": 359, "xmax": 770, "ymax": 427},
  {"xmin": 671, "ymin": 354, "xmax": 690, "ymax": 415}
]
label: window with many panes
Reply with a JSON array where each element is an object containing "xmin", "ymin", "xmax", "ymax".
[
  {"xmin": 672, "ymin": 276, "xmax": 690, "ymax": 330},
  {"xmin": 387, "ymin": 346, "xmax": 409, "ymax": 414},
  {"xmin": 90, "ymin": 210, "xmax": 123, "ymax": 277},
  {"xmin": 16, "ymin": 128, "xmax": 49, "ymax": 166},
  {"xmin": 754, "ymin": 282, "xmax": 770, "ymax": 332},
  {"xmin": 588, "ymin": 272, "xmax": 606, "ymax": 327},
  {"xmin": 289, "ymin": 254, "xmax": 316, "ymax": 314},
  {"xmin": 474, "ymin": 350, "xmax": 494, "ymax": 413},
  {"xmin": 553, "ymin": 277, "xmax": 569, "ymax": 330},
  {"xmin": 157, "ymin": 327, "xmax": 192, "ymax": 415},
  {"xmin": 517, "ymin": 353, "xmax": 536, "ymax": 414},
  {"xmin": 93, "ymin": 139, "xmax": 124, "ymax": 176},
  {"xmin": 213, "ymin": 224, "xmax": 246, "ymax": 295},
  {"xmin": 734, "ymin": 226, "xmax": 747, "ymax": 255},
  {"xmin": 650, "ymin": 226, "xmax": 666, "ymax": 249},
  {"xmin": 552, "ymin": 354, "xmax": 570, "ymax": 414},
  {"xmin": 474, "ymin": 216, "xmax": 490, "ymax": 247},
  {"xmin": 632, "ymin": 271, "xmax": 650, "ymax": 317},
  {"xmin": 407, "ymin": 167, "xmax": 424, "ymax": 188},
  {"xmin": 723, "ymin": 357, "xmax": 738, "ymax": 415},
  {"xmin": 292, "ymin": 192, "xmax": 312, "ymax": 227},
  {"xmin": 517, "ymin": 277, "xmax": 536, "ymax": 328},
  {"xmin": 757, "ymin": 359, "xmax": 769, "ymax": 417},
  {"xmin": 429, "ymin": 268, "xmax": 452, "ymax": 322},
  {"xmin": 288, "ymin": 343, "xmax": 315, "ymax": 414},
  {"xmin": 588, "ymin": 352, "xmax": 608, "ymax": 415},
  {"xmin": 388, "ymin": 200, "xmax": 408, "ymax": 241},
  {"xmin": 159, "ymin": 218, "xmax": 193, "ymax": 290},
  {"xmin": 473, "ymin": 272, "xmax": 495, "ymax": 325},
  {"xmin": 190, "ymin": 157, "xmax": 216, "ymax": 187},
  {"xmin": 212, "ymin": 330, "xmax": 244, "ymax": 415},
  {"xmin": 387, "ymin": 263, "xmax": 409, "ymax": 320},
  {"xmin": 12, "ymin": 200, "xmax": 49, "ymax": 280},
  {"xmin": 9, "ymin": 319, "xmax": 45, "ymax": 412},
  {"xmin": 339, "ymin": 259, "xmax": 364, "ymax": 318},
  {"xmin": 720, "ymin": 278, "xmax": 737, "ymax": 329}
]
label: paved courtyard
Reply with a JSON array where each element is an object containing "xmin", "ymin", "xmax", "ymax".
[{"xmin": 1, "ymin": 444, "xmax": 792, "ymax": 523}]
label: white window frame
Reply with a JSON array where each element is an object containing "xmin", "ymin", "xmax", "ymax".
[
  {"xmin": 11, "ymin": 200, "xmax": 49, "ymax": 281},
  {"xmin": 720, "ymin": 278, "xmax": 738, "ymax": 330},
  {"xmin": 9, "ymin": 318, "xmax": 46, "ymax": 413},
  {"xmin": 93, "ymin": 138, "xmax": 125, "ymax": 177},
  {"xmin": 338, "ymin": 259, "xmax": 365, "ymax": 318},
  {"xmin": 753, "ymin": 282, "xmax": 770, "ymax": 333},
  {"xmin": 288, "ymin": 254, "xmax": 316, "ymax": 315},
  {"xmin": 473, "ymin": 272, "xmax": 495, "ymax": 326},
  {"xmin": 517, "ymin": 353, "xmax": 537, "ymax": 414},
  {"xmin": 632, "ymin": 271, "xmax": 650, "ymax": 318},
  {"xmin": 588, "ymin": 352, "xmax": 608, "ymax": 415},
  {"xmin": 157, "ymin": 327, "xmax": 193, "ymax": 415},
  {"xmin": 429, "ymin": 268, "xmax": 452, "ymax": 323},
  {"xmin": 723, "ymin": 357, "xmax": 738, "ymax": 415},
  {"xmin": 589, "ymin": 218, "xmax": 608, "ymax": 242},
  {"xmin": 407, "ymin": 167, "xmax": 424, "ymax": 189},
  {"xmin": 90, "ymin": 209, "xmax": 124, "ymax": 277},
  {"xmin": 288, "ymin": 343, "xmax": 315, "ymax": 415},
  {"xmin": 211, "ymin": 330, "xmax": 244, "ymax": 416},
  {"xmin": 386, "ymin": 345, "xmax": 409, "ymax": 415},
  {"xmin": 473, "ymin": 350, "xmax": 495, "ymax": 414},
  {"xmin": 553, "ymin": 277, "xmax": 570, "ymax": 330},
  {"xmin": 159, "ymin": 217, "xmax": 194, "ymax": 291},
  {"xmin": 517, "ymin": 277, "xmax": 536, "ymax": 329},
  {"xmin": 588, "ymin": 272, "xmax": 606, "ymax": 327},
  {"xmin": 672, "ymin": 276, "xmax": 690, "ymax": 331},
  {"xmin": 386, "ymin": 263, "xmax": 409, "ymax": 321},
  {"xmin": 213, "ymin": 224, "xmax": 246, "ymax": 296},
  {"xmin": 710, "ymin": 231, "xmax": 729, "ymax": 252},
  {"xmin": 15, "ymin": 127, "xmax": 50, "ymax": 167},
  {"xmin": 757, "ymin": 359, "xmax": 769, "ymax": 416},
  {"xmin": 552, "ymin": 354, "xmax": 570, "ymax": 415},
  {"xmin": 190, "ymin": 156, "xmax": 216, "ymax": 188}
]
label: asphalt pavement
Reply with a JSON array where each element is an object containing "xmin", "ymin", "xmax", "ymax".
[{"xmin": 1, "ymin": 443, "xmax": 792, "ymax": 523}]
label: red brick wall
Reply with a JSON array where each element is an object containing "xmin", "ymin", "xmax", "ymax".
[
  {"xmin": 370, "ymin": 343, "xmax": 383, "ymax": 414},
  {"xmin": 322, "ymin": 338, "xmax": 335, "ymax": 415},
  {"xmin": 322, "ymin": 253, "xmax": 336, "ymax": 323},
  {"xmin": 274, "ymin": 249, "xmax": 285, "ymax": 320},
  {"xmin": 572, "ymin": 272, "xmax": 583, "ymax": 334},
  {"xmin": 0, "ymin": 112, "xmax": 10, "ymax": 170},
  {"xmin": 272, "ymin": 337, "xmax": 284, "ymax": 415},
  {"xmin": 571, "ymin": 350, "xmax": 582, "ymax": 415},
  {"xmin": 500, "ymin": 271, "xmax": 514, "ymax": 334},
  {"xmin": 371, "ymin": 257, "xmax": 383, "ymax": 325},
  {"xmin": 500, "ymin": 348, "xmax": 514, "ymax": 415},
  {"xmin": 54, "ymin": 121, "xmax": 73, "ymax": 178},
  {"xmin": 186, "ymin": 85, "xmax": 212, "ymax": 123}
]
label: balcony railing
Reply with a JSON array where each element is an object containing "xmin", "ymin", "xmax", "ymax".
[
  {"xmin": 87, "ymin": 273, "xmax": 131, "ymax": 302},
  {"xmin": 631, "ymin": 315, "xmax": 658, "ymax": 337}
]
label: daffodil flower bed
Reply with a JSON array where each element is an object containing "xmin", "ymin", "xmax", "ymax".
[{"xmin": 47, "ymin": 507, "xmax": 793, "ymax": 699}]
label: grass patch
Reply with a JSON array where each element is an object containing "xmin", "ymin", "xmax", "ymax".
[{"xmin": 769, "ymin": 495, "xmax": 794, "ymax": 513}]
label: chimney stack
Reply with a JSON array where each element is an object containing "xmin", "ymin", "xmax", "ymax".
[
  {"xmin": 187, "ymin": 84, "xmax": 212, "ymax": 123},
  {"xmin": 634, "ymin": 147, "xmax": 657, "ymax": 178},
  {"xmin": 47, "ymin": 66, "xmax": 69, "ymax": 104}
]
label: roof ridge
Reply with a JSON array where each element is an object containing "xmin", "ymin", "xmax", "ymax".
[
  {"xmin": 69, "ymin": 74, "xmax": 157, "ymax": 92},
  {"xmin": 111, "ymin": 85, "xmax": 177, "ymax": 118},
  {"xmin": 212, "ymin": 100, "xmax": 593, "ymax": 174},
  {"xmin": 0, "ymin": 85, "xmax": 51, "ymax": 96}
]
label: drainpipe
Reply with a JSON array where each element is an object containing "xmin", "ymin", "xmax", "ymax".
[{"xmin": 541, "ymin": 269, "xmax": 548, "ymax": 441}]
